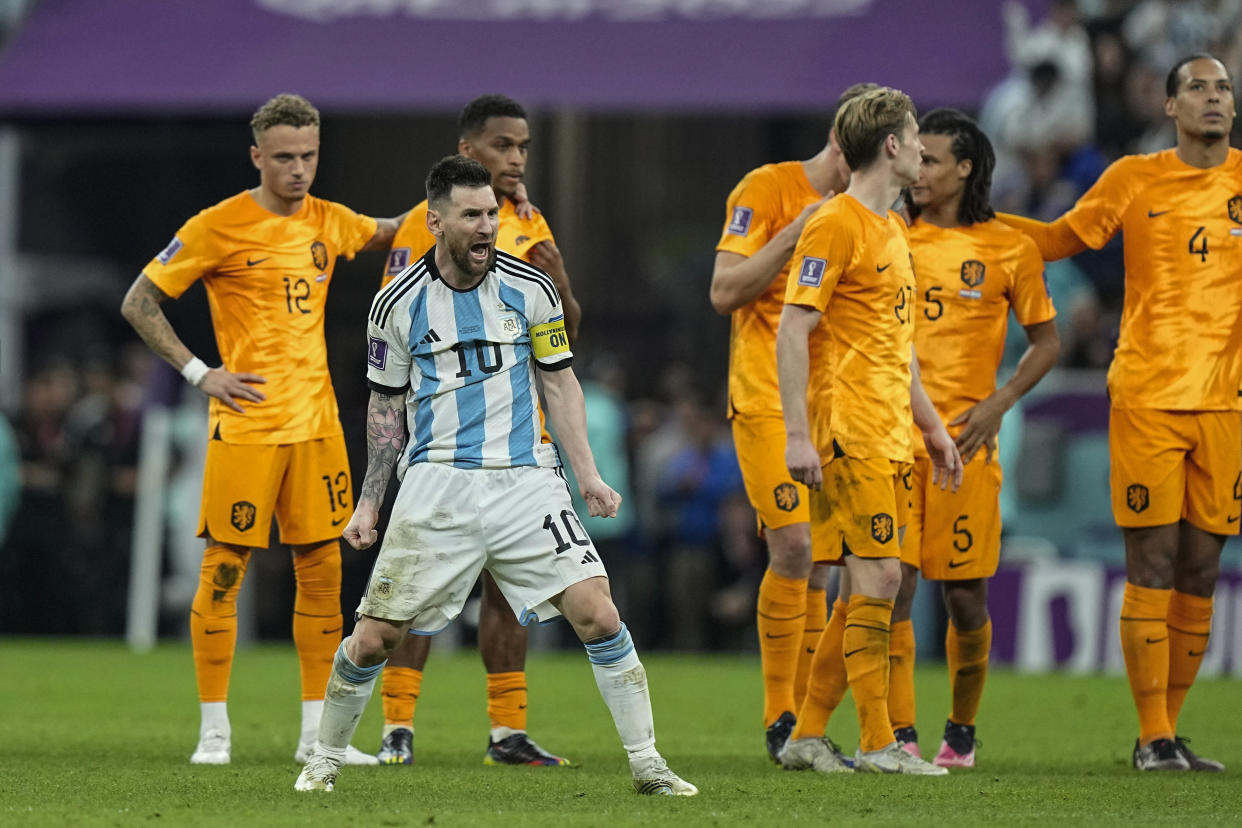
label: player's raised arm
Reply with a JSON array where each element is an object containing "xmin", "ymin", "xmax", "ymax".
[
  {"xmin": 776, "ymin": 303, "xmax": 824, "ymax": 490},
  {"xmin": 361, "ymin": 210, "xmax": 412, "ymax": 252},
  {"xmin": 994, "ymin": 212, "xmax": 1087, "ymax": 261},
  {"xmin": 710, "ymin": 195, "xmax": 832, "ymax": 315},
  {"xmin": 120, "ymin": 273, "xmax": 266, "ymax": 412}
]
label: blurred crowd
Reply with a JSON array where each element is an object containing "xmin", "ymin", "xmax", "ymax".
[
  {"xmin": 0, "ymin": 342, "xmax": 153, "ymax": 634},
  {"xmin": 3, "ymin": 0, "xmax": 1241, "ymax": 645}
]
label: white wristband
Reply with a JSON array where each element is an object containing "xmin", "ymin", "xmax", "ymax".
[{"xmin": 180, "ymin": 357, "xmax": 210, "ymax": 388}]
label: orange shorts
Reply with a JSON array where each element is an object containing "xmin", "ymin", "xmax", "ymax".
[
  {"xmin": 902, "ymin": 453, "xmax": 1003, "ymax": 579},
  {"xmin": 814, "ymin": 455, "xmax": 911, "ymax": 562},
  {"xmin": 1109, "ymin": 408, "xmax": 1241, "ymax": 535},
  {"xmin": 198, "ymin": 435, "xmax": 353, "ymax": 547},
  {"xmin": 732, "ymin": 414, "xmax": 810, "ymax": 532}
]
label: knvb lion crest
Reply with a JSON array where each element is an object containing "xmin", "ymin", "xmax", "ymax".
[
  {"xmin": 1126, "ymin": 484, "xmax": 1149, "ymax": 514},
  {"xmin": 1228, "ymin": 195, "xmax": 1242, "ymax": 225},
  {"xmin": 310, "ymin": 240, "xmax": 329, "ymax": 271},
  {"xmin": 230, "ymin": 500, "xmax": 257, "ymax": 532},
  {"xmin": 774, "ymin": 483, "xmax": 800, "ymax": 512},
  {"xmin": 960, "ymin": 259, "xmax": 986, "ymax": 288},
  {"xmin": 871, "ymin": 513, "xmax": 894, "ymax": 543}
]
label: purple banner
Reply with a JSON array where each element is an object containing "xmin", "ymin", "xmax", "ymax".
[
  {"xmin": 990, "ymin": 560, "xmax": 1242, "ymax": 677},
  {"xmin": 0, "ymin": 0, "xmax": 1010, "ymax": 114}
]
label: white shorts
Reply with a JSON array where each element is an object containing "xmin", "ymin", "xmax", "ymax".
[{"xmin": 358, "ymin": 463, "xmax": 608, "ymax": 633}]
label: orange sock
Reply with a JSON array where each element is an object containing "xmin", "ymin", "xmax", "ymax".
[
  {"xmin": 791, "ymin": 598, "xmax": 850, "ymax": 741},
  {"xmin": 381, "ymin": 666, "xmax": 423, "ymax": 727},
  {"xmin": 757, "ymin": 570, "xmax": 808, "ymax": 726},
  {"xmin": 1166, "ymin": 590, "xmax": 1212, "ymax": 733},
  {"xmin": 1120, "ymin": 582, "xmax": 1173, "ymax": 745},
  {"xmin": 887, "ymin": 619, "xmax": 916, "ymax": 732},
  {"xmin": 844, "ymin": 594, "xmax": 896, "ymax": 752},
  {"xmin": 795, "ymin": 587, "xmax": 828, "ymax": 711},
  {"xmin": 821, "ymin": 598, "xmax": 850, "ymax": 713},
  {"xmin": 291, "ymin": 541, "xmax": 343, "ymax": 701},
  {"xmin": 946, "ymin": 620, "xmax": 991, "ymax": 727},
  {"xmin": 189, "ymin": 545, "xmax": 250, "ymax": 702},
  {"xmin": 487, "ymin": 671, "xmax": 528, "ymax": 731}
]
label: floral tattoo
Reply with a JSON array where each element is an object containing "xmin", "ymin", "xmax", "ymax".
[{"xmin": 360, "ymin": 391, "xmax": 405, "ymax": 504}]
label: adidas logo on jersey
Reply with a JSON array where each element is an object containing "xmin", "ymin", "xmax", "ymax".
[
  {"xmin": 581, "ymin": 550, "xmax": 599, "ymax": 565},
  {"xmin": 420, "ymin": 329, "xmax": 442, "ymax": 345}
]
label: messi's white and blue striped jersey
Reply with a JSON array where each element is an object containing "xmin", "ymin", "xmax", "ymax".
[{"xmin": 365, "ymin": 248, "xmax": 571, "ymax": 471}]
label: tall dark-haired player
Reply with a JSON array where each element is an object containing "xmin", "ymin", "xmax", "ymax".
[{"xmin": 1000, "ymin": 54, "xmax": 1241, "ymax": 772}]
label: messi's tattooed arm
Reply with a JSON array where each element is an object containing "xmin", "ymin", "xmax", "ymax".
[
  {"xmin": 361, "ymin": 391, "xmax": 406, "ymax": 504},
  {"xmin": 344, "ymin": 390, "xmax": 405, "ymax": 550},
  {"xmin": 120, "ymin": 274, "xmax": 266, "ymax": 413}
]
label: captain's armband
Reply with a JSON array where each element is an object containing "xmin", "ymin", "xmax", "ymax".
[{"xmin": 530, "ymin": 317, "xmax": 570, "ymax": 360}]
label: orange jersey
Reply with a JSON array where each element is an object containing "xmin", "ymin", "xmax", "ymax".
[
  {"xmin": 716, "ymin": 161, "xmax": 822, "ymax": 417},
  {"xmin": 382, "ymin": 197, "xmax": 555, "ymax": 285},
  {"xmin": 785, "ymin": 194, "xmax": 916, "ymax": 463},
  {"xmin": 909, "ymin": 218, "xmax": 1056, "ymax": 450},
  {"xmin": 1064, "ymin": 148, "xmax": 1242, "ymax": 410},
  {"xmin": 143, "ymin": 191, "xmax": 377, "ymax": 444}
]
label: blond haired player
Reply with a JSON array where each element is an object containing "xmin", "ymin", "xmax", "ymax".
[
  {"xmin": 889, "ymin": 108, "xmax": 1058, "ymax": 767},
  {"xmin": 121, "ymin": 94, "xmax": 404, "ymax": 766},
  {"xmin": 711, "ymin": 83, "xmax": 874, "ymax": 762},
  {"xmin": 1000, "ymin": 53, "xmax": 1241, "ymax": 772},
  {"xmin": 777, "ymin": 87, "xmax": 962, "ymax": 775},
  {"xmin": 375, "ymin": 94, "xmax": 582, "ymax": 768}
]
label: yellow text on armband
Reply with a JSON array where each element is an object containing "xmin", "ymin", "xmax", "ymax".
[{"xmin": 530, "ymin": 318, "xmax": 570, "ymax": 359}]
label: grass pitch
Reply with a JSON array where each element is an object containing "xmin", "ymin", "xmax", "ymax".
[{"xmin": 2, "ymin": 638, "xmax": 1239, "ymax": 826}]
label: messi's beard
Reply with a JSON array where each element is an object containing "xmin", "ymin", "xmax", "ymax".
[{"xmin": 448, "ymin": 237, "xmax": 497, "ymax": 280}]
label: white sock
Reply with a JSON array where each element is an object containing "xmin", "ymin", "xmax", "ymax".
[
  {"xmin": 300, "ymin": 699, "xmax": 324, "ymax": 743},
  {"xmin": 317, "ymin": 641, "xmax": 384, "ymax": 761},
  {"xmin": 584, "ymin": 624, "xmax": 658, "ymax": 760},
  {"xmin": 200, "ymin": 702, "xmax": 229, "ymax": 738},
  {"xmin": 383, "ymin": 722, "xmax": 413, "ymax": 738},
  {"xmin": 490, "ymin": 726, "xmax": 522, "ymax": 742}
]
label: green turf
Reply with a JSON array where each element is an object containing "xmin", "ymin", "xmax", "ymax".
[{"xmin": 2, "ymin": 638, "xmax": 1239, "ymax": 826}]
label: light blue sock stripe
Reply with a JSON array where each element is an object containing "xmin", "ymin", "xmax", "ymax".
[
  {"xmin": 333, "ymin": 642, "xmax": 385, "ymax": 685},
  {"xmin": 584, "ymin": 623, "xmax": 634, "ymax": 666}
]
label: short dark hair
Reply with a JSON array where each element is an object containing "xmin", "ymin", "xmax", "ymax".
[
  {"xmin": 916, "ymin": 108, "xmax": 996, "ymax": 225},
  {"xmin": 1166, "ymin": 53, "xmax": 1227, "ymax": 97},
  {"xmin": 834, "ymin": 87, "xmax": 917, "ymax": 171},
  {"xmin": 426, "ymin": 155, "xmax": 492, "ymax": 208},
  {"xmin": 458, "ymin": 94, "xmax": 527, "ymax": 139}
]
